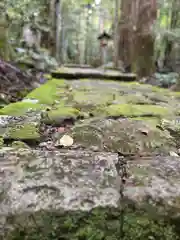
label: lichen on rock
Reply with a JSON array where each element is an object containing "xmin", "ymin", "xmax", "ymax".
[
  {"xmin": 1, "ymin": 77, "xmax": 180, "ymax": 239},
  {"xmin": 0, "ymin": 149, "xmax": 180, "ymax": 239},
  {"xmin": 41, "ymin": 105, "xmax": 81, "ymax": 125},
  {"xmin": 71, "ymin": 118, "xmax": 175, "ymax": 155}
]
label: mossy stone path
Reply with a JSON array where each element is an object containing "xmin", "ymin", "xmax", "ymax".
[
  {"xmin": 1, "ymin": 76, "xmax": 180, "ymax": 239},
  {"xmin": 0, "ymin": 77, "xmax": 180, "ymax": 148}
]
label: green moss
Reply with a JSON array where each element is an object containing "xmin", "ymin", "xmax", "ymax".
[
  {"xmin": 122, "ymin": 94, "xmax": 153, "ymax": 105},
  {"xmin": 72, "ymin": 90, "xmax": 114, "ymax": 107},
  {"xmin": 150, "ymin": 87, "xmax": 180, "ymax": 99},
  {"xmin": 120, "ymin": 81, "xmax": 142, "ymax": 87},
  {"xmin": 11, "ymin": 141, "xmax": 30, "ymax": 149},
  {"xmin": 119, "ymin": 82, "xmax": 172, "ymax": 96},
  {"xmin": 0, "ymin": 102, "xmax": 44, "ymax": 116},
  {"xmin": 56, "ymin": 67, "xmax": 70, "ymax": 73},
  {"xmin": 170, "ymin": 91, "xmax": 180, "ymax": 98},
  {"xmin": 25, "ymin": 79, "xmax": 67, "ymax": 105},
  {"xmin": 49, "ymin": 106, "xmax": 80, "ymax": 118},
  {"xmin": 131, "ymin": 117, "xmax": 159, "ymax": 128},
  {"xmin": 42, "ymin": 106, "xmax": 81, "ymax": 125},
  {"xmin": 5, "ymin": 123, "xmax": 40, "ymax": 140},
  {"xmin": 100, "ymin": 104, "xmax": 170, "ymax": 118},
  {"xmin": 44, "ymin": 74, "xmax": 51, "ymax": 80},
  {"xmin": 5, "ymin": 208, "xmax": 179, "ymax": 240},
  {"xmin": 16, "ymin": 89, "xmax": 30, "ymax": 99},
  {"xmin": 151, "ymin": 85, "xmax": 170, "ymax": 94}
]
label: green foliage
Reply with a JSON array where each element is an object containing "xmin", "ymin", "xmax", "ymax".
[
  {"xmin": 1, "ymin": 0, "xmax": 180, "ymax": 67},
  {"xmin": 154, "ymin": 72, "xmax": 179, "ymax": 86},
  {"xmin": 5, "ymin": 208, "xmax": 179, "ymax": 240}
]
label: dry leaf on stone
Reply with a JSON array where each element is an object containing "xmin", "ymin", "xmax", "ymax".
[
  {"xmin": 56, "ymin": 134, "xmax": 74, "ymax": 147},
  {"xmin": 177, "ymin": 149, "xmax": 180, "ymax": 155},
  {"xmin": 169, "ymin": 151, "xmax": 179, "ymax": 157}
]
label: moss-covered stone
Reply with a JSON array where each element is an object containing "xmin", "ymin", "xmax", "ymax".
[
  {"xmin": 7, "ymin": 78, "xmax": 178, "ymax": 121},
  {"xmin": 99, "ymin": 104, "xmax": 171, "ymax": 118},
  {"xmin": 4, "ymin": 123, "xmax": 40, "ymax": 141},
  {"xmin": 71, "ymin": 118, "xmax": 175, "ymax": 154},
  {"xmin": 25, "ymin": 78, "xmax": 67, "ymax": 105},
  {"xmin": 11, "ymin": 141, "xmax": 30, "ymax": 149},
  {"xmin": 169, "ymin": 91, "xmax": 180, "ymax": 98},
  {"xmin": 121, "ymin": 94, "xmax": 153, "ymax": 105},
  {"xmin": 1, "ymin": 147, "xmax": 180, "ymax": 239},
  {"xmin": 43, "ymin": 73, "xmax": 51, "ymax": 80},
  {"xmin": 130, "ymin": 117, "xmax": 159, "ymax": 128},
  {"xmin": 72, "ymin": 91, "xmax": 152, "ymax": 110},
  {"xmin": 16, "ymin": 89, "xmax": 30, "ymax": 99},
  {"xmin": 42, "ymin": 105, "xmax": 81, "ymax": 125},
  {"xmin": 0, "ymin": 102, "xmax": 44, "ymax": 116},
  {"xmin": 71, "ymin": 90, "xmax": 114, "ymax": 114},
  {"xmin": 72, "ymin": 90, "xmax": 113, "ymax": 105},
  {"xmin": 119, "ymin": 81, "xmax": 142, "ymax": 86}
]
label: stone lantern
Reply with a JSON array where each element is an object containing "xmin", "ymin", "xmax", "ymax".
[{"xmin": 97, "ymin": 31, "xmax": 112, "ymax": 66}]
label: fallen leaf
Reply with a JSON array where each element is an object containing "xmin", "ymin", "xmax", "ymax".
[
  {"xmin": 58, "ymin": 134, "xmax": 74, "ymax": 147},
  {"xmin": 169, "ymin": 151, "xmax": 179, "ymax": 157}
]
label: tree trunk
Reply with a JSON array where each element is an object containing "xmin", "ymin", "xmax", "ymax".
[
  {"xmin": 55, "ymin": 0, "xmax": 61, "ymax": 63},
  {"xmin": 98, "ymin": 6, "xmax": 105, "ymax": 65},
  {"xmin": 84, "ymin": 9, "xmax": 90, "ymax": 65},
  {"xmin": 114, "ymin": 0, "xmax": 119, "ymax": 68},
  {"xmin": 164, "ymin": 0, "xmax": 179, "ymax": 70},
  {"xmin": 0, "ymin": 17, "xmax": 12, "ymax": 61},
  {"xmin": 49, "ymin": 0, "xmax": 57, "ymax": 57},
  {"xmin": 79, "ymin": 9, "xmax": 85, "ymax": 65},
  {"xmin": 119, "ymin": 0, "xmax": 157, "ymax": 77},
  {"xmin": 119, "ymin": 0, "xmax": 132, "ymax": 71},
  {"xmin": 113, "ymin": 0, "xmax": 120, "ymax": 68}
]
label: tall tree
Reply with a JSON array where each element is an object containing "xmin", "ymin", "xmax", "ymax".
[
  {"xmin": 119, "ymin": 0, "xmax": 157, "ymax": 77},
  {"xmin": 163, "ymin": 0, "xmax": 180, "ymax": 70},
  {"xmin": 113, "ymin": 0, "xmax": 119, "ymax": 68},
  {"xmin": 49, "ymin": 0, "xmax": 62, "ymax": 62}
]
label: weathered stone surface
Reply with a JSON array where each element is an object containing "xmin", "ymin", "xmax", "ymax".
[
  {"xmin": 0, "ymin": 149, "xmax": 180, "ymax": 239},
  {"xmin": 126, "ymin": 156, "xmax": 180, "ymax": 218},
  {"xmin": 1, "ymin": 79, "xmax": 180, "ymax": 125},
  {"xmin": 2, "ymin": 77, "xmax": 180, "ymax": 238},
  {"xmin": 0, "ymin": 149, "xmax": 119, "ymax": 216},
  {"xmin": 52, "ymin": 67, "xmax": 137, "ymax": 81},
  {"xmin": 71, "ymin": 118, "xmax": 176, "ymax": 155}
]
